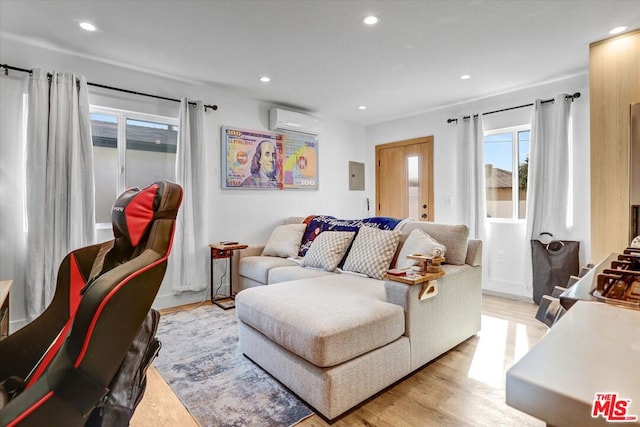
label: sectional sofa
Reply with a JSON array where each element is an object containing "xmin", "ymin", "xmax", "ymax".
[{"xmin": 233, "ymin": 216, "xmax": 482, "ymax": 420}]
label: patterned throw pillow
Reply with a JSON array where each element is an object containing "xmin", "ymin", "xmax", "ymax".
[
  {"xmin": 343, "ymin": 225, "xmax": 401, "ymax": 279},
  {"xmin": 298, "ymin": 215, "xmax": 402, "ymax": 256},
  {"xmin": 262, "ymin": 223, "xmax": 306, "ymax": 258},
  {"xmin": 395, "ymin": 228, "xmax": 447, "ymax": 270},
  {"xmin": 301, "ymin": 231, "xmax": 356, "ymax": 271}
]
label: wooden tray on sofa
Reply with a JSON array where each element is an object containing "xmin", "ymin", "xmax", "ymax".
[{"xmin": 383, "ymin": 270, "xmax": 445, "ymax": 300}]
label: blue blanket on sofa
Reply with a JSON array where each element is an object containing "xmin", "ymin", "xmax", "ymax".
[{"xmin": 298, "ymin": 215, "xmax": 402, "ymax": 257}]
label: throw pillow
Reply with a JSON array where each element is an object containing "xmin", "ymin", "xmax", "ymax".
[
  {"xmin": 301, "ymin": 231, "xmax": 356, "ymax": 271},
  {"xmin": 262, "ymin": 223, "xmax": 307, "ymax": 258},
  {"xmin": 342, "ymin": 225, "xmax": 400, "ymax": 279},
  {"xmin": 395, "ymin": 228, "xmax": 447, "ymax": 270}
]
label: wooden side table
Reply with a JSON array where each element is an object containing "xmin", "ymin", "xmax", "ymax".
[
  {"xmin": 209, "ymin": 243, "xmax": 247, "ymax": 309},
  {"xmin": 384, "ymin": 271, "xmax": 445, "ymax": 300},
  {"xmin": 0, "ymin": 280, "xmax": 12, "ymax": 340}
]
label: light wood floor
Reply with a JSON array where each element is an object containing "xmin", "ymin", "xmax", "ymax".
[{"xmin": 131, "ymin": 294, "xmax": 548, "ymax": 426}]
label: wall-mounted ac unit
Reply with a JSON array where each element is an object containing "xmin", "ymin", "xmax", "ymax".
[{"xmin": 269, "ymin": 108, "xmax": 320, "ymax": 136}]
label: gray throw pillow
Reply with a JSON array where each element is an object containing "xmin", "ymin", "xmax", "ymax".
[
  {"xmin": 342, "ymin": 225, "xmax": 400, "ymax": 279},
  {"xmin": 302, "ymin": 231, "xmax": 355, "ymax": 271}
]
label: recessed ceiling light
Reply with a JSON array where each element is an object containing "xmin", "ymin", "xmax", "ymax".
[
  {"xmin": 259, "ymin": 76, "xmax": 271, "ymax": 83},
  {"xmin": 460, "ymin": 74, "xmax": 471, "ymax": 80},
  {"xmin": 609, "ymin": 26, "xmax": 627, "ymax": 35},
  {"xmin": 358, "ymin": 105, "xmax": 367, "ymax": 110},
  {"xmin": 363, "ymin": 15, "xmax": 379, "ymax": 25},
  {"xmin": 79, "ymin": 22, "xmax": 96, "ymax": 32}
]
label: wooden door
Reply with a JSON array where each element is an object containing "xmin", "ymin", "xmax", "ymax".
[{"xmin": 376, "ymin": 136, "xmax": 434, "ymax": 221}]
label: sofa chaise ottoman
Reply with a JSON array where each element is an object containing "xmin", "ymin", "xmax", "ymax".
[{"xmin": 234, "ymin": 217, "xmax": 482, "ymax": 420}]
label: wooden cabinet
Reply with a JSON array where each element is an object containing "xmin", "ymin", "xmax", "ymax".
[{"xmin": 590, "ymin": 29, "xmax": 640, "ymax": 262}]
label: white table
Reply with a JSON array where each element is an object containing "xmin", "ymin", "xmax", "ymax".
[{"xmin": 506, "ymin": 301, "xmax": 640, "ymax": 427}]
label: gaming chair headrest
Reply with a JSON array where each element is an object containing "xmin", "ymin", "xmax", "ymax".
[{"xmin": 111, "ymin": 180, "xmax": 183, "ymax": 247}]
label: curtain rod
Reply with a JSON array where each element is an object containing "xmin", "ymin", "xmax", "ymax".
[
  {"xmin": 1, "ymin": 63, "xmax": 218, "ymax": 112},
  {"xmin": 446, "ymin": 92, "xmax": 580, "ymax": 124}
]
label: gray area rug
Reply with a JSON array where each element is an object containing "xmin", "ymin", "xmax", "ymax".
[{"xmin": 153, "ymin": 304, "xmax": 313, "ymax": 427}]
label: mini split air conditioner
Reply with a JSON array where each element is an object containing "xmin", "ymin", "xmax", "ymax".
[{"xmin": 269, "ymin": 108, "xmax": 320, "ymax": 136}]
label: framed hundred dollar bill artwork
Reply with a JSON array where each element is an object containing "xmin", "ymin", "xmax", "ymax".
[{"xmin": 221, "ymin": 126, "xmax": 318, "ymax": 190}]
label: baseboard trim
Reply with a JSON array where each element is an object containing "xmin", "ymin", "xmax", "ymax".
[
  {"xmin": 153, "ymin": 289, "xmax": 208, "ymax": 310},
  {"xmin": 482, "ymin": 289, "xmax": 533, "ymax": 303}
]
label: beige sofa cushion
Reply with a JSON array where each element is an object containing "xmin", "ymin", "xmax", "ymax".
[
  {"xmin": 262, "ymin": 223, "xmax": 306, "ymax": 258},
  {"xmin": 398, "ymin": 222, "xmax": 469, "ymax": 265},
  {"xmin": 268, "ymin": 265, "xmax": 334, "ymax": 284},
  {"xmin": 396, "ymin": 228, "xmax": 447, "ymax": 269},
  {"xmin": 239, "ymin": 255, "xmax": 299, "ymax": 285},
  {"xmin": 236, "ymin": 274, "xmax": 405, "ymax": 368}
]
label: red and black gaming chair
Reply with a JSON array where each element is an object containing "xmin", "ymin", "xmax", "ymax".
[{"xmin": 0, "ymin": 180, "xmax": 182, "ymax": 426}]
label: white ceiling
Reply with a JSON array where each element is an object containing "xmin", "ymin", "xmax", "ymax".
[{"xmin": 1, "ymin": 0, "xmax": 639, "ymax": 126}]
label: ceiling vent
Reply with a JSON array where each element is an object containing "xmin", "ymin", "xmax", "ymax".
[{"xmin": 269, "ymin": 108, "xmax": 320, "ymax": 136}]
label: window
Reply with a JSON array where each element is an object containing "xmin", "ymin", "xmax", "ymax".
[
  {"xmin": 407, "ymin": 156, "xmax": 419, "ymax": 219},
  {"xmin": 90, "ymin": 107, "xmax": 178, "ymax": 225},
  {"xmin": 484, "ymin": 126, "xmax": 530, "ymax": 219}
]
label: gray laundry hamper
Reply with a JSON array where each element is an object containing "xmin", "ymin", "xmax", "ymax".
[{"xmin": 531, "ymin": 232, "xmax": 580, "ymax": 304}]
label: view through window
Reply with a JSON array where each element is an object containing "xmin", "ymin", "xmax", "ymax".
[
  {"xmin": 90, "ymin": 107, "xmax": 178, "ymax": 225},
  {"xmin": 484, "ymin": 127, "xmax": 530, "ymax": 219}
]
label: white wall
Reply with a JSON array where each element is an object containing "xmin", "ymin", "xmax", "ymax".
[
  {"xmin": 0, "ymin": 37, "xmax": 370, "ymax": 329},
  {"xmin": 0, "ymin": 33, "xmax": 592, "ymax": 325},
  {"xmin": 367, "ymin": 74, "xmax": 591, "ymax": 298}
]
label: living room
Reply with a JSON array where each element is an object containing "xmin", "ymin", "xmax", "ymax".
[{"xmin": 0, "ymin": 1, "xmax": 639, "ymax": 426}]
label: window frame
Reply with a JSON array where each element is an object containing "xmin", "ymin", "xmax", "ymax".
[
  {"xmin": 483, "ymin": 124, "xmax": 531, "ymax": 222},
  {"xmin": 90, "ymin": 105, "xmax": 179, "ymax": 228}
]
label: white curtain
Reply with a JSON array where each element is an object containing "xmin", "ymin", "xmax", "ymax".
[
  {"xmin": 525, "ymin": 95, "xmax": 573, "ymax": 241},
  {"xmin": 25, "ymin": 70, "xmax": 95, "ymax": 318},
  {"xmin": 524, "ymin": 94, "xmax": 574, "ymax": 288},
  {"xmin": 0, "ymin": 73, "xmax": 29, "ymax": 331},
  {"xmin": 172, "ymin": 99, "xmax": 208, "ymax": 292},
  {"xmin": 459, "ymin": 114, "xmax": 487, "ymax": 241}
]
